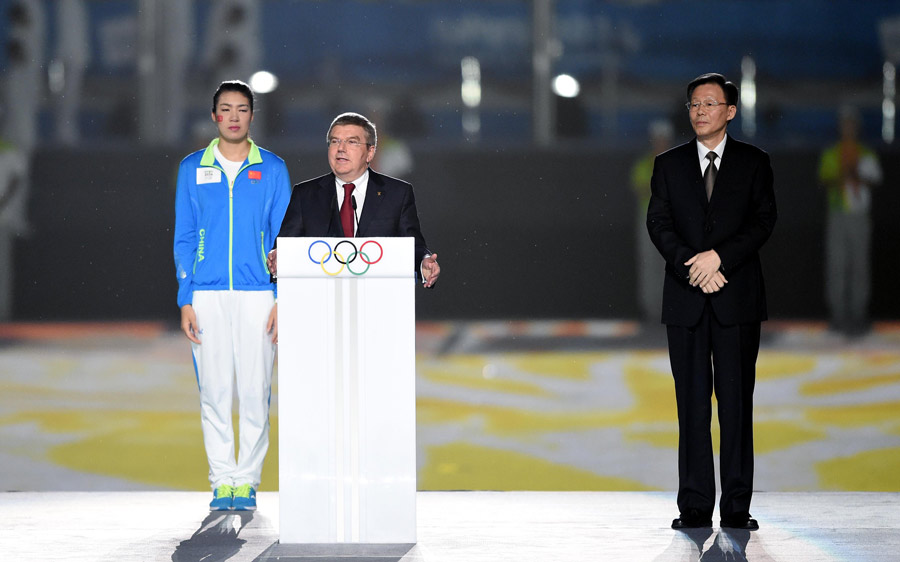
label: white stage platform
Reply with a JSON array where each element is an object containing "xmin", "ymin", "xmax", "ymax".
[{"xmin": 0, "ymin": 491, "xmax": 897, "ymax": 561}]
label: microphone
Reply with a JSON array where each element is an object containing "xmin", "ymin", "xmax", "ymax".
[{"xmin": 351, "ymin": 195, "xmax": 359, "ymax": 234}]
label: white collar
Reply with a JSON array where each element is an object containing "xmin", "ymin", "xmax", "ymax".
[{"xmin": 697, "ymin": 134, "xmax": 727, "ymax": 163}]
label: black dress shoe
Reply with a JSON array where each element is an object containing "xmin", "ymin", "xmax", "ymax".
[
  {"xmin": 671, "ymin": 517, "xmax": 712, "ymax": 529},
  {"xmin": 671, "ymin": 510, "xmax": 713, "ymax": 529},
  {"xmin": 720, "ymin": 517, "xmax": 759, "ymax": 530}
]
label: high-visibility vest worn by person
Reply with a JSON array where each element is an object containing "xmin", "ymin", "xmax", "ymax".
[{"xmin": 818, "ymin": 140, "xmax": 882, "ymax": 213}]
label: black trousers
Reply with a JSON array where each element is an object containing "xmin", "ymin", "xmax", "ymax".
[{"xmin": 666, "ymin": 304, "xmax": 760, "ymax": 520}]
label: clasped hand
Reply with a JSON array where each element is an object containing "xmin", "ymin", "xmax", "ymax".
[
  {"xmin": 422, "ymin": 253, "xmax": 440, "ymax": 288},
  {"xmin": 685, "ymin": 250, "xmax": 727, "ymax": 294}
]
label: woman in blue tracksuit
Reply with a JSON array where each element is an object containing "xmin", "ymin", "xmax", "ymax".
[{"xmin": 173, "ymin": 80, "xmax": 290, "ymax": 511}]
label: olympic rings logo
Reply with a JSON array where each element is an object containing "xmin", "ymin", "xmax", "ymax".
[{"xmin": 307, "ymin": 240, "xmax": 384, "ymax": 276}]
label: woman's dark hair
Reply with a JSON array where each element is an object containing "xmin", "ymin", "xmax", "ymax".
[{"xmin": 212, "ymin": 80, "xmax": 255, "ymax": 113}]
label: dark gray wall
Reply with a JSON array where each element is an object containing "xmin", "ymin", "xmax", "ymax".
[{"xmin": 13, "ymin": 146, "xmax": 900, "ymax": 322}]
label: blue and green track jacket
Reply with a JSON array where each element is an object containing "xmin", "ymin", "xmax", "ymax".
[{"xmin": 174, "ymin": 138, "xmax": 291, "ymax": 308}]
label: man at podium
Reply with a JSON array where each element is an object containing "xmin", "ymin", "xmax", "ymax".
[{"xmin": 266, "ymin": 112, "xmax": 440, "ymax": 286}]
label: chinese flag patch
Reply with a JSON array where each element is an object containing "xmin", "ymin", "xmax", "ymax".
[{"xmin": 248, "ymin": 170, "xmax": 262, "ymax": 180}]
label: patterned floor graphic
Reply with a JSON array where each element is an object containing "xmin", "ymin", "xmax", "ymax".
[{"xmin": 1, "ymin": 321, "xmax": 898, "ymax": 492}]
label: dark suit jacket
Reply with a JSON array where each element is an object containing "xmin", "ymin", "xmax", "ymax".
[
  {"xmin": 647, "ymin": 137, "xmax": 777, "ymax": 327},
  {"xmin": 276, "ymin": 169, "xmax": 431, "ymax": 275}
]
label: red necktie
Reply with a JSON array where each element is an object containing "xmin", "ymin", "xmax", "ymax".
[{"xmin": 341, "ymin": 183, "xmax": 355, "ymax": 237}]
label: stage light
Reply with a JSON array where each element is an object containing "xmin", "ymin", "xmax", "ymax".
[
  {"xmin": 741, "ymin": 56, "xmax": 757, "ymax": 137},
  {"xmin": 884, "ymin": 61, "xmax": 896, "ymax": 143},
  {"xmin": 461, "ymin": 57, "xmax": 482, "ymax": 136},
  {"xmin": 552, "ymin": 74, "xmax": 580, "ymax": 98},
  {"xmin": 461, "ymin": 57, "xmax": 482, "ymax": 108},
  {"xmin": 250, "ymin": 71, "xmax": 278, "ymax": 94}
]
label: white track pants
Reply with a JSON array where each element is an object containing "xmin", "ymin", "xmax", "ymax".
[{"xmin": 191, "ymin": 290, "xmax": 276, "ymax": 490}]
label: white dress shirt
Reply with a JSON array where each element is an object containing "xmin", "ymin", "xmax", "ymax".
[{"xmin": 697, "ymin": 134, "xmax": 727, "ymax": 176}]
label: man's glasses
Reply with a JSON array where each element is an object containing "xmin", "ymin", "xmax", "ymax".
[
  {"xmin": 328, "ymin": 138, "xmax": 369, "ymax": 148},
  {"xmin": 686, "ymin": 99, "xmax": 729, "ymax": 112}
]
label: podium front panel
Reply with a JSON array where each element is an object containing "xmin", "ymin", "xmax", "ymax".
[{"xmin": 278, "ymin": 237, "xmax": 416, "ymax": 544}]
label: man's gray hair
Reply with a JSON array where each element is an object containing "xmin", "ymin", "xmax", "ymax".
[{"xmin": 327, "ymin": 112, "xmax": 377, "ymax": 147}]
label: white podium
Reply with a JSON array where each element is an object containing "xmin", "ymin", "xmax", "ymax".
[{"xmin": 277, "ymin": 237, "xmax": 417, "ymax": 545}]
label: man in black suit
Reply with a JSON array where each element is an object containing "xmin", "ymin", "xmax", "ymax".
[
  {"xmin": 267, "ymin": 112, "xmax": 440, "ymax": 287},
  {"xmin": 647, "ymin": 73, "xmax": 776, "ymax": 531}
]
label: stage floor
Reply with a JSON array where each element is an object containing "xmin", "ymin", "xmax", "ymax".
[
  {"xmin": 1, "ymin": 491, "xmax": 897, "ymax": 561},
  {"xmin": 2, "ymin": 320, "xmax": 899, "ymax": 494}
]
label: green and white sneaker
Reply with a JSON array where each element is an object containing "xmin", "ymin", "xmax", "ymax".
[
  {"xmin": 232, "ymin": 484, "xmax": 257, "ymax": 511},
  {"xmin": 209, "ymin": 484, "xmax": 234, "ymax": 511}
]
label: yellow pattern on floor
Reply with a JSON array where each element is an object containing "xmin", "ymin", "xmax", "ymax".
[{"xmin": 1, "ymin": 322, "xmax": 899, "ymax": 492}]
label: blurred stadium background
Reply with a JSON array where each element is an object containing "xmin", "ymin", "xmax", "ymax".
[{"xmin": 1, "ymin": 0, "xmax": 898, "ymax": 493}]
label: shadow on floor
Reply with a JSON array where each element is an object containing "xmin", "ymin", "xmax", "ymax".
[
  {"xmin": 171, "ymin": 511, "xmax": 254, "ymax": 562},
  {"xmin": 252, "ymin": 542, "xmax": 416, "ymax": 562}
]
